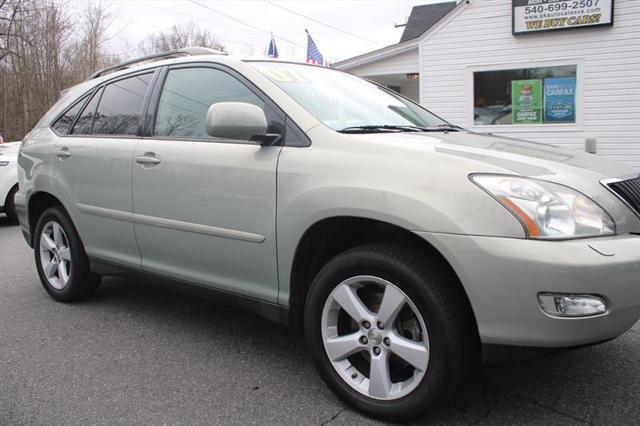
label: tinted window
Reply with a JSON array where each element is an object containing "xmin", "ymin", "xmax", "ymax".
[
  {"xmin": 92, "ymin": 73, "xmax": 152, "ymax": 135},
  {"xmin": 154, "ymin": 67, "xmax": 265, "ymax": 139},
  {"xmin": 52, "ymin": 94, "xmax": 89, "ymax": 135},
  {"xmin": 71, "ymin": 89, "xmax": 101, "ymax": 135}
]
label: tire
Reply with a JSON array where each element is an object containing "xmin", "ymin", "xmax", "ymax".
[
  {"xmin": 4, "ymin": 185, "xmax": 18, "ymax": 223},
  {"xmin": 33, "ymin": 206, "xmax": 100, "ymax": 302},
  {"xmin": 304, "ymin": 244, "xmax": 476, "ymax": 421}
]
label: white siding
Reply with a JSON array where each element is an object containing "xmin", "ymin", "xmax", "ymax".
[
  {"xmin": 348, "ymin": 49, "xmax": 419, "ymax": 76},
  {"xmin": 419, "ymin": 0, "xmax": 640, "ymax": 170}
]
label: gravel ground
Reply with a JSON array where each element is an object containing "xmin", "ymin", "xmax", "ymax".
[{"xmin": 1, "ymin": 217, "xmax": 639, "ymax": 425}]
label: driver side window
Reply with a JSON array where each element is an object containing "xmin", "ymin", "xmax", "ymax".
[{"xmin": 154, "ymin": 67, "xmax": 265, "ymax": 140}]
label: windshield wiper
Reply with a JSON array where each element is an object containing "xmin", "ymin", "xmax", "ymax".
[
  {"xmin": 401, "ymin": 124, "xmax": 464, "ymax": 132},
  {"xmin": 338, "ymin": 124, "xmax": 463, "ymax": 133},
  {"xmin": 400, "ymin": 124, "xmax": 463, "ymax": 132},
  {"xmin": 338, "ymin": 125, "xmax": 420, "ymax": 133},
  {"xmin": 435, "ymin": 123, "xmax": 464, "ymax": 131}
]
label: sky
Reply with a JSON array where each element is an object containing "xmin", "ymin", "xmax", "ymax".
[{"xmin": 67, "ymin": 0, "xmax": 452, "ymax": 63}]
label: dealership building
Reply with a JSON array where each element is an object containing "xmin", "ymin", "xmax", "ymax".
[{"xmin": 334, "ymin": 0, "xmax": 640, "ymax": 170}]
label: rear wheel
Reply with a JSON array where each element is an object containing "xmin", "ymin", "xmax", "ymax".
[
  {"xmin": 304, "ymin": 244, "xmax": 476, "ymax": 421},
  {"xmin": 34, "ymin": 206, "xmax": 100, "ymax": 302}
]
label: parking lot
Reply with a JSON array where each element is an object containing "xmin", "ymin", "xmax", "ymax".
[{"xmin": 1, "ymin": 217, "xmax": 638, "ymax": 425}]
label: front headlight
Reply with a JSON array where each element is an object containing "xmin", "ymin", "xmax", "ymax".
[{"xmin": 471, "ymin": 174, "xmax": 615, "ymax": 239}]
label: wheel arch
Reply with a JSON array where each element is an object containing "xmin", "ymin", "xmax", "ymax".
[
  {"xmin": 4, "ymin": 182, "xmax": 18, "ymax": 200},
  {"xmin": 287, "ymin": 216, "xmax": 480, "ymax": 344},
  {"xmin": 27, "ymin": 191, "xmax": 68, "ymax": 246},
  {"xmin": 3, "ymin": 183, "xmax": 19, "ymax": 208}
]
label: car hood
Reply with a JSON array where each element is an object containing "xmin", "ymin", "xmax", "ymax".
[{"xmin": 349, "ymin": 131, "xmax": 635, "ymax": 180}]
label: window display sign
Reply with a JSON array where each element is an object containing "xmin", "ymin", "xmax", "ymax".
[
  {"xmin": 511, "ymin": 79, "xmax": 542, "ymax": 124},
  {"xmin": 474, "ymin": 65, "xmax": 577, "ymax": 126},
  {"xmin": 513, "ymin": 0, "xmax": 614, "ymax": 35},
  {"xmin": 544, "ymin": 77, "xmax": 576, "ymax": 123}
]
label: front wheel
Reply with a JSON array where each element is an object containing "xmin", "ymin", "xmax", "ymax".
[
  {"xmin": 304, "ymin": 244, "xmax": 476, "ymax": 421},
  {"xmin": 34, "ymin": 206, "xmax": 100, "ymax": 302}
]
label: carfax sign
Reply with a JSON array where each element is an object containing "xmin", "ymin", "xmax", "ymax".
[
  {"xmin": 512, "ymin": 79, "xmax": 543, "ymax": 124},
  {"xmin": 513, "ymin": 0, "xmax": 614, "ymax": 34},
  {"xmin": 544, "ymin": 77, "xmax": 576, "ymax": 123}
]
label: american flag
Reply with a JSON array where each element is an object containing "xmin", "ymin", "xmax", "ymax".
[
  {"xmin": 305, "ymin": 30, "xmax": 325, "ymax": 66},
  {"xmin": 267, "ymin": 34, "xmax": 278, "ymax": 59}
]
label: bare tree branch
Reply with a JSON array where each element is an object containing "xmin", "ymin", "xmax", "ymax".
[{"xmin": 140, "ymin": 22, "xmax": 226, "ymax": 55}]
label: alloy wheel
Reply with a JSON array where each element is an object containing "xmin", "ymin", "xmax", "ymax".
[
  {"xmin": 320, "ymin": 275, "xmax": 430, "ymax": 400},
  {"xmin": 39, "ymin": 221, "xmax": 72, "ymax": 290}
]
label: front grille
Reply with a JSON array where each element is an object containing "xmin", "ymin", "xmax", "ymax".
[{"xmin": 605, "ymin": 175, "xmax": 640, "ymax": 217}]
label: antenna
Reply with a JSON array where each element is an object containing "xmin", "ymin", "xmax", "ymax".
[{"xmin": 394, "ymin": 18, "xmax": 408, "ymax": 28}]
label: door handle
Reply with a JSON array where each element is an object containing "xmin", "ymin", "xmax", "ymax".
[
  {"xmin": 56, "ymin": 148, "xmax": 71, "ymax": 159},
  {"xmin": 135, "ymin": 153, "xmax": 161, "ymax": 165}
]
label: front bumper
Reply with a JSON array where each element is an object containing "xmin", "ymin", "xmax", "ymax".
[{"xmin": 415, "ymin": 231, "xmax": 640, "ymax": 348}]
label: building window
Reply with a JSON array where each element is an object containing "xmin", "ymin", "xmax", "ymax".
[{"xmin": 473, "ymin": 65, "xmax": 576, "ymax": 126}]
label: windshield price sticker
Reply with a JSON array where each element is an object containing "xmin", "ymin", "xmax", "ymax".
[
  {"xmin": 512, "ymin": 0, "xmax": 614, "ymax": 34},
  {"xmin": 257, "ymin": 66, "xmax": 310, "ymax": 84}
]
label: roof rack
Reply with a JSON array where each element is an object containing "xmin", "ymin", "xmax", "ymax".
[{"xmin": 87, "ymin": 47, "xmax": 227, "ymax": 80}]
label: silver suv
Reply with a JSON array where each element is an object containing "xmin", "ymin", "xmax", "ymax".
[{"xmin": 15, "ymin": 48, "xmax": 640, "ymax": 421}]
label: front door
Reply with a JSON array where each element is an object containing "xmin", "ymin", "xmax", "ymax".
[{"xmin": 131, "ymin": 65, "xmax": 284, "ymax": 302}]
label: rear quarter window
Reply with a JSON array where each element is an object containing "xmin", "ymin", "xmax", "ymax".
[
  {"xmin": 51, "ymin": 94, "xmax": 89, "ymax": 135},
  {"xmin": 71, "ymin": 89, "xmax": 102, "ymax": 135}
]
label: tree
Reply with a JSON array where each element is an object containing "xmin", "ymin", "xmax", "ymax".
[
  {"xmin": 0, "ymin": 0, "xmax": 22, "ymax": 61},
  {"xmin": 0, "ymin": 5, "xmax": 225, "ymax": 142},
  {"xmin": 0, "ymin": 0, "xmax": 112, "ymax": 141},
  {"xmin": 141, "ymin": 23, "xmax": 226, "ymax": 54},
  {"xmin": 82, "ymin": 1, "xmax": 112, "ymax": 73}
]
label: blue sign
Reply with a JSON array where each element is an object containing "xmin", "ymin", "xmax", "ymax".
[{"xmin": 544, "ymin": 77, "xmax": 576, "ymax": 123}]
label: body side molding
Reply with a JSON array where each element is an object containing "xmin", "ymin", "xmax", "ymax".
[{"xmin": 77, "ymin": 203, "xmax": 265, "ymax": 243}]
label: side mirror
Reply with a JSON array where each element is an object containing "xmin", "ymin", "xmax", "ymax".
[{"xmin": 205, "ymin": 102, "xmax": 268, "ymax": 142}]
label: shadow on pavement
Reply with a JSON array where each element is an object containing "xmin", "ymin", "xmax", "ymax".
[
  {"xmin": 0, "ymin": 214, "xmax": 19, "ymax": 228},
  {"xmin": 87, "ymin": 276, "xmax": 637, "ymax": 424}
]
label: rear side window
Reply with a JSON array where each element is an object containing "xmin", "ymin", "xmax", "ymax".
[
  {"xmin": 71, "ymin": 89, "xmax": 101, "ymax": 135},
  {"xmin": 52, "ymin": 94, "xmax": 89, "ymax": 135},
  {"xmin": 92, "ymin": 73, "xmax": 153, "ymax": 135},
  {"xmin": 153, "ymin": 67, "xmax": 265, "ymax": 139}
]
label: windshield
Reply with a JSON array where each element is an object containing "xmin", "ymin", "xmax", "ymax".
[{"xmin": 250, "ymin": 62, "xmax": 449, "ymax": 132}]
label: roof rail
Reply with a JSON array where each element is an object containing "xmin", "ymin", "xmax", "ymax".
[{"xmin": 87, "ymin": 47, "xmax": 227, "ymax": 80}]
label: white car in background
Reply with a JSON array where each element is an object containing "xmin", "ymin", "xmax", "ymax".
[{"xmin": 0, "ymin": 141, "xmax": 20, "ymax": 222}]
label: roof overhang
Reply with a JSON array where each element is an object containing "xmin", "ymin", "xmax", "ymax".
[
  {"xmin": 332, "ymin": 38, "xmax": 419, "ymax": 71},
  {"xmin": 333, "ymin": 0, "xmax": 469, "ymax": 72}
]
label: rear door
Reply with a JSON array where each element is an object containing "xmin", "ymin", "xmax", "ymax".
[
  {"xmin": 131, "ymin": 64, "xmax": 285, "ymax": 302},
  {"xmin": 51, "ymin": 71, "xmax": 157, "ymax": 268}
]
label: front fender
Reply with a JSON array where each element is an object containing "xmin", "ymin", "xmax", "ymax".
[{"xmin": 275, "ymin": 136, "xmax": 526, "ymax": 305}]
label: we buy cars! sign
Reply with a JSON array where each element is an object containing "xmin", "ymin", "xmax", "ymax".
[{"xmin": 512, "ymin": 0, "xmax": 614, "ymax": 34}]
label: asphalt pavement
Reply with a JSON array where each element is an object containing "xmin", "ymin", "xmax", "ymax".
[{"xmin": 1, "ymin": 216, "xmax": 639, "ymax": 425}]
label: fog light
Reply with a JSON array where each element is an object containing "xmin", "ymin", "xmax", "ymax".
[{"xmin": 538, "ymin": 293, "xmax": 607, "ymax": 318}]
